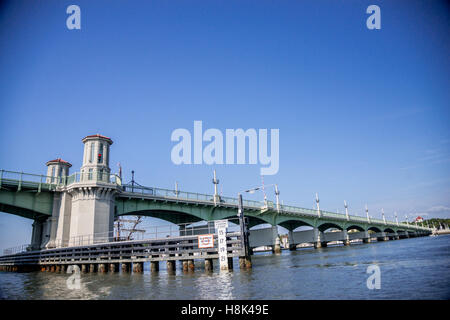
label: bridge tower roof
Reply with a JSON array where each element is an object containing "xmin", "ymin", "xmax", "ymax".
[
  {"xmin": 46, "ymin": 158, "xmax": 72, "ymax": 167},
  {"xmin": 82, "ymin": 134, "xmax": 113, "ymax": 145}
]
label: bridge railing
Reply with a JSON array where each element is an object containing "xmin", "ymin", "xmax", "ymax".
[
  {"xmin": 2, "ymin": 244, "xmax": 30, "ymax": 256},
  {"xmin": 0, "ymin": 169, "xmax": 122, "ymax": 190},
  {"xmin": 66, "ymin": 172, "xmax": 122, "ymax": 185},
  {"xmin": 0, "ymin": 170, "xmax": 59, "ymax": 191},
  {"xmin": 121, "ymin": 184, "xmax": 266, "ymax": 208},
  {"xmin": 48, "ymin": 218, "xmax": 243, "ymax": 248}
]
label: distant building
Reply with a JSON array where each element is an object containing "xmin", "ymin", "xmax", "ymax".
[{"xmin": 415, "ymin": 216, "xmax": 424, "ymax": 223}]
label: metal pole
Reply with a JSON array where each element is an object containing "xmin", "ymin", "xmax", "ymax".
[
  {"xmin": 237, "ymin": 193, "xmax": 250, "ymax": 259},
  {"xmin": 275, "ymin": 184, "xmax": 280, "ymax": 213},
  {"xmin": 365, "ymin": 204, "xmax": 370, "ymax": 223},
  {"xmin": 344, "ymin": 200, "xmax": 349, "ymax": 221},
  {"xmin": 316, "ymin": 193, "xmax": 321, "ymax": 218}
]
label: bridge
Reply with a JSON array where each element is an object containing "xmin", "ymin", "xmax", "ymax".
[{"xmin": 0, "ymin": 134, "xmax": 431, "ymax": 273}]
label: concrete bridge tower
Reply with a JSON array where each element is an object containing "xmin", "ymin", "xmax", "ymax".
[
  {"xmin": 67, "ymin": 134, "xmax": 117, "ymax": 246},
  {"xmin": 45, "ymin": 158, "xmax": 72, "ymax": 184},
  {"xmin": 31, "ymin": 159, "xmax": 73, "ymax": 249}
]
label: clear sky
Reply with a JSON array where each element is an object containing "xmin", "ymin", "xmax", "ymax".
[{"xmin": 0, "ymin": 0, "xmax": 449, "ymax": 250}]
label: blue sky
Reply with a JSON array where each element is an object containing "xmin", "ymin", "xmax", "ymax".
[{"xmin": 0, "ymin": 0, "xmax": 449, "ymax": 250}]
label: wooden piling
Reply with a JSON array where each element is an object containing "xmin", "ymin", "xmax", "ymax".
[{"xmin": 150, "ymin": 261, "xmax": 159, "ymax": 273}]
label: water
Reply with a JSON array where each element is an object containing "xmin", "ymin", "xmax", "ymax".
[{"xmin": 1, "ymin": 235, "xmax": 449, "ymax": 300}]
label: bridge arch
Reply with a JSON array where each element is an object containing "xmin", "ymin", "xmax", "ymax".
[
  {"xmin": 368, "ymin": 226, "xmax": 382, "ymax": 233},
  {"xmin": 346, "ymin": 224, "xmax": 366, "ymax": 232},
  {"xmin": 278, "ymin": 219, "xmax": 314, "ymax": 232},
  {"xmin": 117, "ymin": 209, "xmax": 203, "ymax": 225},
  {"xmin": 317, "ymin": 221, "xmax": 344, "ymax": 232},
  {"xmin": 384, "ymin": 227, "xmax": 395, "ymax": 233}
]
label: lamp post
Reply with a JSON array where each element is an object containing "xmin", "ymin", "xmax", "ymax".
[
  {"xmin": 344, "ymin": 200, "xmax": 349, "ymax": 221},
  {"xmin": 365, "ymin": 204, "xmax": 370, "ymax": 223},
  {"xmin": 316, "ymin": 193, "xmax": 321, "ymax": 218},
  {"xmin": 395, "ymin": 211, "xmax": 399, "ymax": 226},
  {"xmin": 382, "ymin": 208, "xmax": 386, "ymax": 225},
  {"xmin": 236, "ymin": 192, "xmax": 251, "ymax": 269},
  {"xmin": 239, "ymin": 183, "xmax": 281, "ymax": 257},
  {"xmin": 212, "ymin": 170, "xmax": 220, "ymax": 205}
]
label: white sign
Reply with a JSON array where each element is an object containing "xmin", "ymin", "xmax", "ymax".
[
  {"xmin": 216, "ymin": 220, "xmax": 229, "ymax": 270},
  {"xmin": 198, "ymin": 234, "xmax": 214, "ymax": 249},
  {"xmin": 214, "ymin": 219, "xmax": 229, "ymax": 230}
]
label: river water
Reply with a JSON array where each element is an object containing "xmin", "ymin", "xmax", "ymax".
[{"xmin": 0, "ymin": 234, "xmax": 449, "ymax": 300}]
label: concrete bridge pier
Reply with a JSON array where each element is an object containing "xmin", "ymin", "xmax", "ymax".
[
  {"xmin": 377, "ymin": 232, "xmax": 389, "ymax": 241},
  {"xmin": 31, "ymin": 220, "xmax": 44, "ymax": 250},
  {"xmin": 272, "ymin": 226, "xmax": 281, "ymax": 254},
  {"xmin": 362, "ymin": 231, "xmax": 371, "ymax": 243},
  {"xmin": 343, "ymin": 230, "xmax": 350, "ymax": 246},
  {"xmin": 81, "ymin": 264, "xmax": 88, "ymax": 273},
  {"xmin": 150, "ymin": 261, "xmax": 159, "ymax": 273},
  {"xmin": 288, "ymin": 230, "xmax": 297, "ymax": 250},
  {"xmin": 313, "ymin": 228, "xmax": 326, "ymax": 248}
]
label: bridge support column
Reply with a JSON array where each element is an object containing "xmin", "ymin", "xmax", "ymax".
[
  {"xmin": 121, "ymin": 262, "xmax": 130, "ymax": 273},
  {"xmin": 271, "ymin": 226, "xmax": 281, "ymax": 254},
  {"xmin": 31, "ymin": 220, "xmax": 44, "ymax": 250},
  {"xmin": 109, "ymin": 263, "xmax": 119, "ymax": 272},
  {"xmin": 288, "ymin": 230, "xmax": 297, "ymax": 251},
  {"xmin": 133, "ymin": 262, "xmax": 143, "ymax": 273},
  {"xmin": 81, "ymin": 264, "xmax": 88, "ymax": 273},
  {"xmin": 377, "ymin": 232, "xmax": 388, "ymax": 241},
  {"xmin": 313, "ymin": 228, "xmax": 324, "ymax": 248},
  {"xmin": 98, "ymin": 263, "xmax": 107, "ymax": 273},
  {"xmin": 227, "ymin": 257, "xmax": 233, "ymax": 270},
  {"xmin": 166, "ymin": 261, "xmax": 175, "ymax": 274},
  {"xmin": 204, "ymin": 258, "xmax": 213, "ymax": 272},
  {"xmin": 150, "ymin": 261, "xmax": 159, "ymax": 273},
  {"xmin": 89, "ymin": 264, "xmax": 97, "ymax": 273},
  {"xmin": 182, "ymin": 260, "xmax": 188, "ymax": 272},
  {"xmin": 239, "ymin": 256, "xmax": 252, "ymax": 269},
  {"xmin": 55, "ymin": 265, "xmax": 61, "ymax": 273},
  {"xmin": 362, "ymin": 231, "xmax": 371, "ymax": 243},
  {"xmin": 343, "ymin": 230, "xmax": 350, "ymax": 246},
  {"xmin": 188, "ymin": 259, "xmax": 195, "ymax": 272}
]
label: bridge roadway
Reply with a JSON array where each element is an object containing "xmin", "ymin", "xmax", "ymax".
[{"xmin": 0, "ymin": 169, "xmax": 431, "ymax": 272}]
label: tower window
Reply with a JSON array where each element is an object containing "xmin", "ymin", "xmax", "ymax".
[
  {"xmin": 98, "ymin": 143, "xmax": 103, "ymax": 163},
  {"xmin": 89, "ymin": 143, "xmax": 94, "ymax": 163}
]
